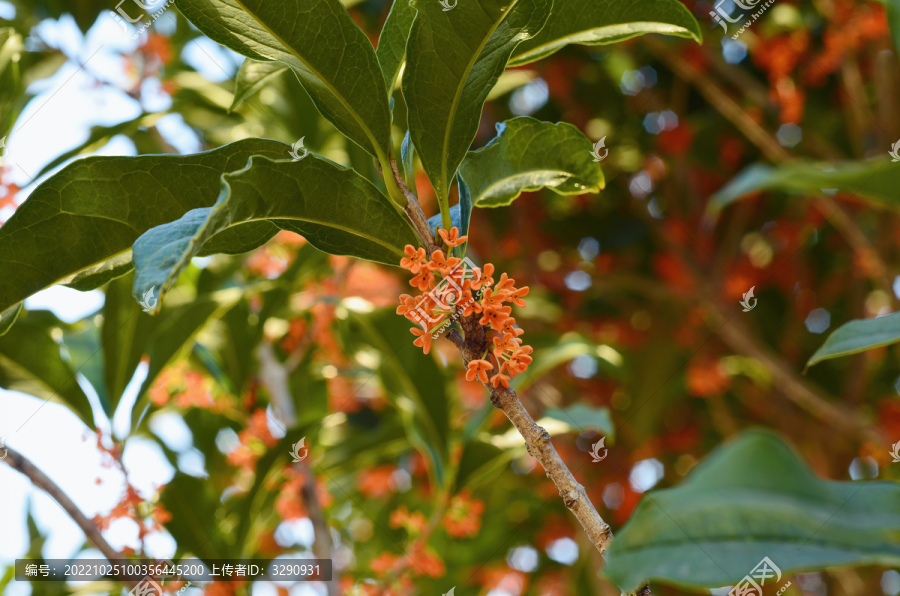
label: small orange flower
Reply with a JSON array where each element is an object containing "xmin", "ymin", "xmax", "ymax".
[
  {"xmin": 410, "ymin": 269, "xmax": 435, "ymax": 291},
  {"xmin": 466, "ymin": 359, "xmax": 494, "ymax": 383},
  {"xmin": 505, "ymin": 349, "xmax": 533, "ymax": 377},
  {"xmin": 427, "ymin": 250, "xmax": 461, "ymax": 273},
  {"xmin": 438, "ymin": 226, "xmax": 468, "ymax": 247},
  {"xmin": 410, "ymin": 326, "xmax": 437, "ymax": 354},
  {"xmin": 400, "ymin": 245, "xmax": 428, "ymax": 273},
  {"xmin": 491, "ymin": 374, "xmax": 510, "ymax": 388}
]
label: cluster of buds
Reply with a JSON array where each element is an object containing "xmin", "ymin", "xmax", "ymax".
[{"xmin": 397, "ymin": 227, "xmax": 532, "ymax": 389}]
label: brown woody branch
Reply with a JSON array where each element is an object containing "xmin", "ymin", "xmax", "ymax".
[
  {"xmin": 3, "ymin": 447, "xmax": 139, "ymax": 590},
  {"xmin": 389, "ymin": 160, "xmax": 440, "ymax": 254},
  {"xmin": 446, "ymin": 324, "xmax": 649, "ymax": 596}
]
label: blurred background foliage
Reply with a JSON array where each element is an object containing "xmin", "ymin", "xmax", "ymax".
[{"xmin": 3, "ymin": 0, "xmax": 900, "ymax": 595}]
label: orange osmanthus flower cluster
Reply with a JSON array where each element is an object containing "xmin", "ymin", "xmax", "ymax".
[{"xmin": 397, "ymin": 227, "xmax": 533, "ymax": 389}]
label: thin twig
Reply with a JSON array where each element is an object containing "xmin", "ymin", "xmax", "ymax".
[
  {"xmin": 3, "ymin": 447, "xmax": 139, "ymax": 590},
  {"xmin": 446, "ymin": 325, "xmax": 649, "ymax": 596}
]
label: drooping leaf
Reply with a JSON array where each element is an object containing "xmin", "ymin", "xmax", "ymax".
[
  {"xmin": 61, "ymin": 317, "xmax": 110, "ymax": 416},
  {"xmin": 160, "ymin": 473, "xmax": 233, "ymax": 560},
  {"xmin": 543, "ymin": 403, "xmax": 614, "ymax": 438},
  {"xmin": 403, "ymin": 0, "xmax": 551, "ymax": 211},
  {"xmin": 605, "ymin": 430, "xmax": 900, "ymax": 592},
  {"xmin": 130, "ymin": 291, "xmax": 243, "ymax": 430},
  {"xmin": 707, "ymin": 159, "xmax": 900, "ymax": 215},
  {"xmin": 459, "ymin": 117, "xmax": 605, "ymax": 207},
  {"xmin": 0, "ymin": 311, "xmax": 94, "ymax": 428},
  {"xmin": 0, "ymin": 138, "xmax": 289, "ymax": 314},
  {"xmin": 347, "ymin": 308, "xmax": 450, "ymax": 488},
  {"xmin": 375, "ymin": 0, "xmax": 417, "ymax": 95},
  {"xmin": 131, "ymin": 155, "xmax": 417, "ymax": 308},
  {"xmin": 509, "ymin": 0, "xmax": 702, "ymax": 66},
  {"xmin": 230, "ymin": 59, "xmax": 290, "ymax": 111},
  {"xmin": 176, "ymin": 0, "xmax": 393, "ymax": 160},
  {"xmin": 807, "ymin": 311, "xmax": 900, "ymax": 367}
]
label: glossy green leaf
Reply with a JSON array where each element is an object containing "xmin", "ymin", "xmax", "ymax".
[
  {"xmin": 176, "ymin": 0, "xmax": 393, "ymax": 159},
  {"xmin": 460, "ymin": 117, "xmax": 605, "ymax": 207},
  {"xmin": 230, "ymin": 59, "xmax": 289, "ymax": 111},
  {"xmin": 509, "ymin": 0, "xmax": 702, "ymax": 66},
  {"xmin": 606, "ymin": 430, "xmax": 900, "ymax": 592},
  {"xmin": 376, "ymin": 0, "xmax": 417, "ymax": 95},
  {"xmin": 543, "ymin": 403, "xmax": 614, "ymax": 437},
  {"xmin": 131, "ymin": 155, "xmax": 417, "ymax": 308},
  {"xmin": 0, "ymin": 138, "xmax": 288, "ymax": 315},
  {"xmin": 708, "ymin": 159, "xmax": 900, "ymax": 215},
  {"xmin": 807, "ymin": 311, "xmax": 900, "ymax": 367},
  {"xmin": 0, "ymin": 311, "xmax": 94, "ymax": 428},
  {"xmin": 403, "ymin": 0, "xmax": 551, "ymax": 212}
]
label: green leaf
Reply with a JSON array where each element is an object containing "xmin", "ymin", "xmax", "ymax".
[
  {"xmin": 707, "ymin": 159, "xmax": 900, "ymax": 215},
  {"xmin": 403, "ymin": 0, "xmax": 551, "ymax": 212},
  {"xmin": 131, "ymin": 155, "xmax": 417, "ymax": 308},
  {"xmin": 176, "ymin": 0, "xmax": 393, "ymax": 160},
  {"xmin": 62, "ymin": 252, "xmax": 134, "ymax": 292},
  {"xmin": 348, "ymin": 308, "xmax": 450, "ymax": 489},
  {"xmin": 131, "ymin": 291, "xmax": 242, "ymax": 430},
  {"xmin": 605, "ymin": 430, "xmax": 900, "ymax": 592},
  {"xmin": 543, "ymin": 403, "xmax": 614, "ymax": 438},
  {"xmin": 455, "ymin": 439, "xmax": 512, "ymax": 490},
  {"xmin": 376, "ymin": 0, "xmax": 417, "ymax": 95},
  {"xmin": 460, "ymin": 117, "xmax": 605, "ymax": 207},
  {"xmin": 0, "ymin": 303, "xmax": 22, "ymax": 337},
  {"xmin": 0, "ymin": 138, "xmax": 289, "ymax": 315},
  {"xmin": 807, "ymin": 311, "xmax": 900, "ymax": 367},
  {"xmin": 0, "ymin": 311, "xmax": 94, "ymax": 428},
  {"xmin": 160, "ymin": 473, "xmax": 233, "ymax": 560},
  {"xmin": 888, "ymin": 0, "xmax": 900, "ymax": 54},
  {"xmin": 230, "ymin": 59, "xmax": 289, "ymax": 111},
  {"xmin": 509, "ymin": 0, "xmax": 702, "ymax": 66},
  {"xmin": 101, "ymin": 273, "xmax": 157, "ymax": 414}
]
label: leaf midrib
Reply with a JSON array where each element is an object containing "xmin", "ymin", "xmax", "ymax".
[
  {"xmin": 440, "ymin": 0, "xmax": 521, "ymax": 199},
  {"xmin": 231, "ymin": 0, "xmax": 387, "ymax": 161}
]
